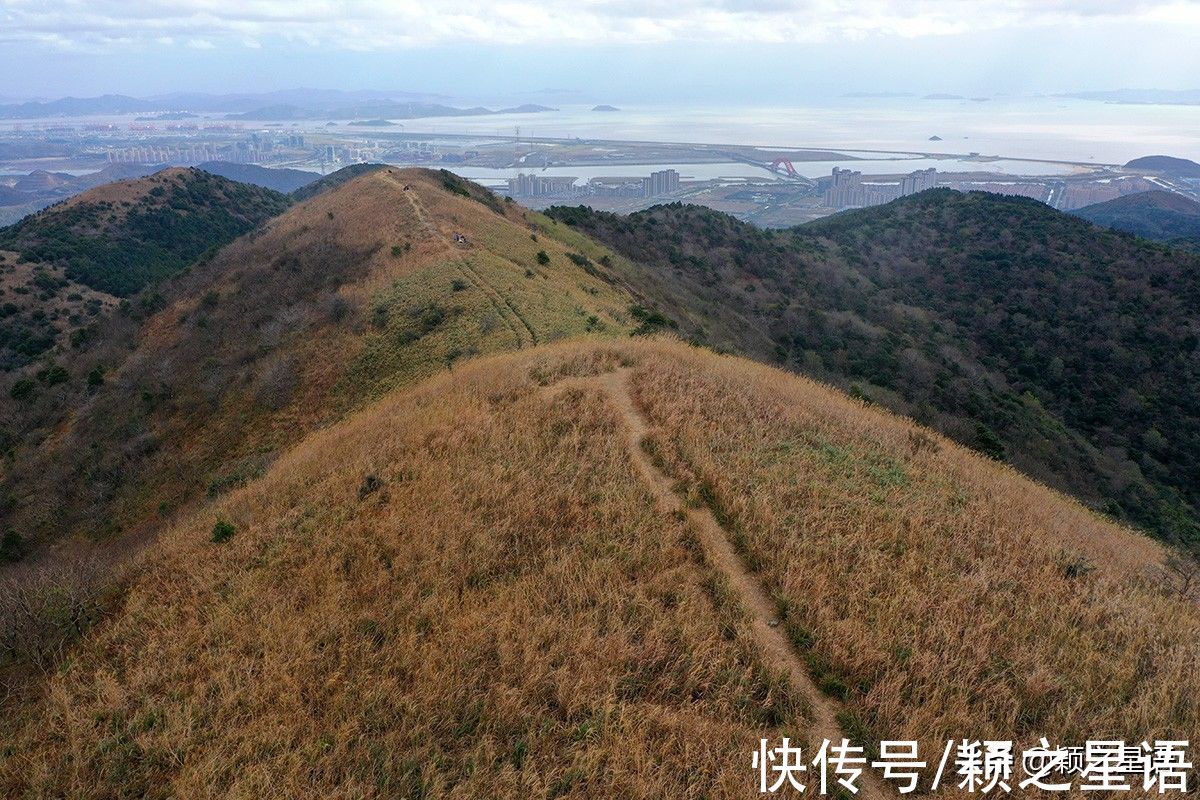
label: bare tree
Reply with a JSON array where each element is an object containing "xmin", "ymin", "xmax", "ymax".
[
  {"xmin": 1160, "ymin": 545, "xmax": 1200, "ymax": 602},
  {"xmin": 0, "ymin": 553, "xmax": 107, "ymax": 691}
]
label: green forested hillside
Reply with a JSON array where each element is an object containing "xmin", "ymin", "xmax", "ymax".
[
  {"xmin": 546, "ymin": 190, "xmax": 1200, "ymax": 546},
  {"xmin": 0, "ymin": 167, "xmax": 290, "ymax": 297},
  {"xmin": 290, "ymin": 163, "xmax": 388, "ymax": 201},
  {"xmin": 0, "ymin": 168, "xmax": 290, "ymax": 371}
]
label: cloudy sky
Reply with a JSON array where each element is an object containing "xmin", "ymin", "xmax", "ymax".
[{"xmin": 1, "ymin": 0, "xmax": 1198, "ymax": 101}]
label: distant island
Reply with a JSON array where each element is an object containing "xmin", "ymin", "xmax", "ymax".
[
  {"xmin": 1125, "ymin": 155, "xmax": 1200, "ymax": 177},
  {"xmin": 592, "ymin": 104, "xmax": 620, "ymax": 112},
  {"xmin": 498, "ymin": 104, "xmax": 557, "ymax": 113},
  {"xmin": 348, "ymin": 119, "xmax": 397, "ymax": 127},
  {"xmin": 923, "ymin": 93, "xmax": 965, "ymax": 100},
  {"xmin": 929, "ymin": 135, "xmax": 943, "ymax": 141}
]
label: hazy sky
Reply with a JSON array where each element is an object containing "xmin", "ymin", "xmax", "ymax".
[{"xmin": 1, "ymin": 0, "xmax": 1199, "ymax": 101}]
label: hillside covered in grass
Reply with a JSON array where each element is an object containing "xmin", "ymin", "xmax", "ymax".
[
  {"xmin": 2, "ymin": 340, "xmax": 1194, "ymax": 796},
  {"xmin": 545, "ymin": 191, "xmax": 1200, "ymax": 547},
  {"xmin": 0, "ymin": 167, "xmax": 636, "ymax": 558}
]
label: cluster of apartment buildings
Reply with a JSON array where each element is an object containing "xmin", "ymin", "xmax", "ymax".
[
  {"xmin": 107, "ymin": 145, "xmax": 222, "ymax": 164},
  {"xmin": 104, "ymin": 132, "xmax": 312, "ymax": 166},
  {"xmin": 823, "ymin": 166, "xmax": 939, "ymax": 209},
  {"xmin": 505, "ymin": 173, "xmax": 580, "ymax": 198},
  {"xmin": 506, "ymin": 168, "xmax": 683, "ymax": 200}
]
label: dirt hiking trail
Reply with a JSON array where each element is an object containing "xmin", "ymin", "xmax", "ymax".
[{"xmin": 546, "ymin": 369, "xmax": 891, "ymax": 798}]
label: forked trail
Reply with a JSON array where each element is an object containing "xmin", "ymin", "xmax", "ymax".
[{"xmin": 587, "ymin": 369, "xmax": 890, "ymax": 799}]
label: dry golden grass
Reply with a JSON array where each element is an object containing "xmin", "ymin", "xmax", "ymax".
[
  {"xmin": 0, "ymin": 344, "xmax": 808, "ymax": 798},
  {"xmin": 2, "ymin": 339, "xmax": 1195, "ymax": 798},
  {"xmin": 627, "ymin": 342, "xmax": 1197, "ymax": 755},
  {"xmin": 9, "ymin": 167, "xmax": 636, "ymax": 550}
]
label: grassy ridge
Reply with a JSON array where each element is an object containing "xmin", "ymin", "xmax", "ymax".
[
  {"xmin": 2, "ymin": 339, "xmax": 1194, "ymax": 795},
  {"xmin": 629, "ymin": 343, "xmax": 1195, "ymax": 754},
  {"xmin": 0, "ymin": 344, "xmax": 806, "ymax": 797},
  {"xmin": 0, "ymin": 168, "xmax": 634, "ymax": 556}
]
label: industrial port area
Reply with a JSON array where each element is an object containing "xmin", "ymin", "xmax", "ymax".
[{"xmin": 3, "ymin": 114, "xmax": 1198, "ymax": 228}]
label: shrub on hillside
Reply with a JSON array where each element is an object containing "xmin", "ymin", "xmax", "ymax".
[
  {"xmin": 0, "ymin": 530, "xmax": 24, "ymax": 563},
  {"xmin": 210, "ymin": 520, "xmax": 235, "ymax": 543}
]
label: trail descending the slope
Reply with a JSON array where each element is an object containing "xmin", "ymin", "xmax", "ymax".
[
  {"xmin": 591, "ymin": 368, "xmax": 891, "ymax": 800},
  {"xmin": 388, "ymin": 171, "xmax": 535, "ymax": 348}
]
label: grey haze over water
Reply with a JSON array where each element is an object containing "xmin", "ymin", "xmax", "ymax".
[{"xmin": 384, "ymin": 97, "xmax": 1200, "ymax": 166}]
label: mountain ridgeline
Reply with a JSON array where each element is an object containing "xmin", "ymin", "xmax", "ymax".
[
  {"xmin": 0, "ymin": 167, "xmax": 291, "ymax": 296},
  {"xmin": 4, "ymin": 171, "xmax": 1200, "ymax": 555},
  {"xmin": 0, "ymin": 166, "xmax": 634, "ymax": 552},
  {"xmin": 546, "ymin": 190, "xmax": 1200, "ymax": 546},
  {"xmin": 195, "ymin": 161, "xmax": 321, "ymax": 194},
  {"xmin": 5, "ymin": 338, "xmax": 1196, "ymax": 797}
]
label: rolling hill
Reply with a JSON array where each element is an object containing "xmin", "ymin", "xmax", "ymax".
[
  {"xmin": 0, "ymin": 167, "xmax": 636, "ymax": 556},
  {"xmin": 290, "ymin": 162, "xmax": 390, "ymax": 201},
  {"xmin": 0, "ymin": 93, "xmax": 155, "ymax": 119},
  {"xmin": 0, "ymin": 164, "xmax": 168, "ymax": 228},
  {"xmin": 1073, "ymin": 189, "xmax": 1200, "ymax": 248},
  {"xmin": 1125, "ymin": 155, "xmax": 1200, "ymax": 178},
  {"xmin": 545, "ymin": 190, "xmax": 1200, "ymax": 547},
  {"xmin": 0, "ymin": 167, "xmax": 291, "ymax": 297},
  {"xmin": 2, "ymin": 339, "xmax": 1195, "ymax": 796},
  {"xmin": 0, "ymin": 168, "xmax": 290, "ymax": 371}
]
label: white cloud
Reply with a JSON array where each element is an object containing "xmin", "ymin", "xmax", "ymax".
[{"xmin": 0, "ymin": 0, "xmax": 1194, "ymax": 49}]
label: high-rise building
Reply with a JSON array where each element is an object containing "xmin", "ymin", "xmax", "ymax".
[
  {"xmin": 506, "ymin": 173, "xmax": 578, "ymax": 198},
  {"xmin": 824, "ymin": 167, "xmax": 864, "ymax": 208},
  {"xmin": 642, "ymin": 169, "xmax": 680, "ymax": 198},
  {"xmin": 825, "ymin": 167, "xmax": 938, "ymax": 209},
  {"xmin": 900, "ymin": 168, "xmax": 938, "ymax": 196}
]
